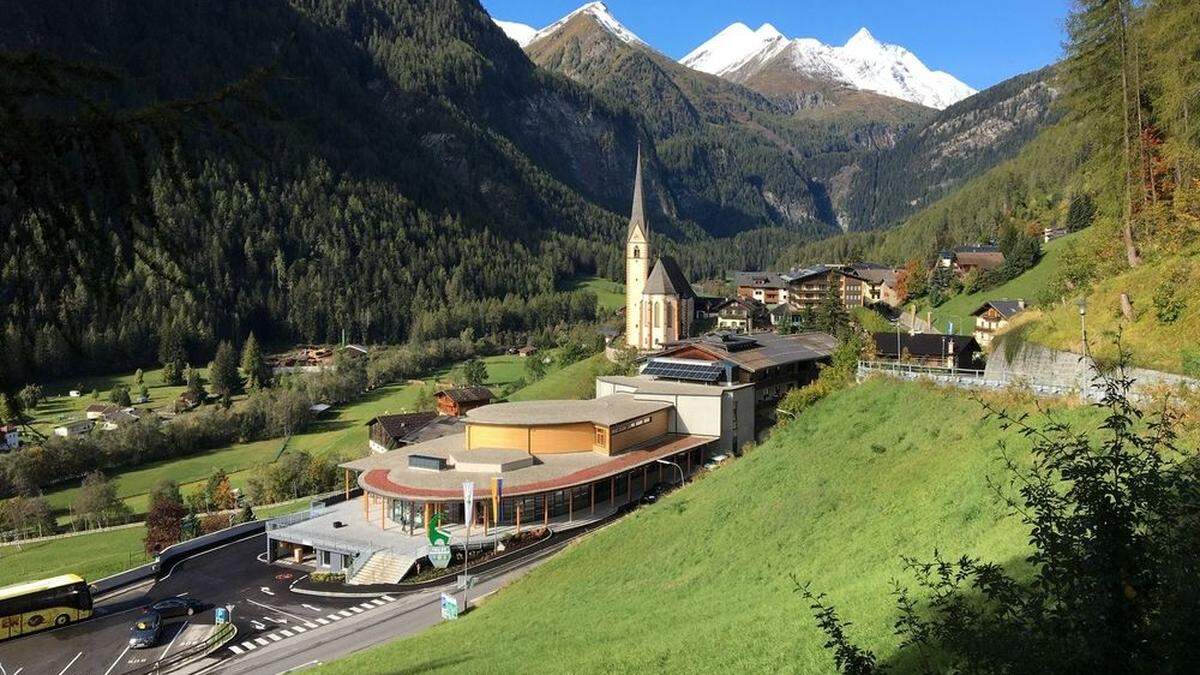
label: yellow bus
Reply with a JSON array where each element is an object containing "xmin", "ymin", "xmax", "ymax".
[{"xmin": 0, "ymin": 574, "xmax": 93, "ymax": 640}]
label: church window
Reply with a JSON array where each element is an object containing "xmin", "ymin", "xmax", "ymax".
[
  {"xmin": 665, "ymin": 302, "xmax": 673, "ymax": 329},
  {"xmin": 654, "ymin": 301, "xmax": 661, "ymax": 327},
  {"xmin": 633, "ymin": 246, "xmax": 640, "ymax": 259}
]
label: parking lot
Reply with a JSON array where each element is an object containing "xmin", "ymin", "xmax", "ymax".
[{"xmin": 0, "ymin": 535, "xmax": 373, "ymax": 674}]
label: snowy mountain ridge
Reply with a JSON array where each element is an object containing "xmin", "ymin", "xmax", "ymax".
[
  {"xmin": 494, "ymin": 2, "xmax": 642, "ymax": 49},
  {"xmin": 681, "ymin": 24, "xmax": 976, "ymax": 109}
]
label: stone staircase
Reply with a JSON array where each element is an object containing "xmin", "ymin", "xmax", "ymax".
[{"xmin": 348, "ymin": 550, "xmax": 415, "ymax": 585}]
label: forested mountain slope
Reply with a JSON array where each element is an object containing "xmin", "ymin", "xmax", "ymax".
[
  {"xmin": 0, "ymin": 0, "xmax": 682, "ymax": 383},
  {"xmin": 835, "ymin": 67, "xmax": 1062, "ymax": 232}
]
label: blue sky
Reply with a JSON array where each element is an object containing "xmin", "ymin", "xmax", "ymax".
[{"xmin": 482, "ymin": 0, "xmax": 1072, "ymax": 90}]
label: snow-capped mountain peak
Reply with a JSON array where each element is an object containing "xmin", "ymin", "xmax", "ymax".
[
  {"xmin": 681, "ymin": 24, "xmax": 976, "ymax": 109},
  {"xmin": 679, "ymin": 22, "xmax": 789, "ymax": 78},
  {"xmin": 844, "ymin": 27, "xmax": 880, "ymax": 50},
  {"xmin": 496, "ymin": 2, "xmax": 643, "ymax": 48},
  {"xmin": 494, "ymin": 19, "xmax": 538, "ymax": 48}
]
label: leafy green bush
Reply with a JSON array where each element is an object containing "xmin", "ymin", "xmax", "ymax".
[
  {"xmin": 1181, "ymin": 348, "xmax": 1200, "ymax": 377},
  {"xmin": 310, "ymin": 571, "xmax": 345, "ymax": 584},
  {"xmin": 1152, "ymin": 281, "xmax": 1186, "ymax": 324}
]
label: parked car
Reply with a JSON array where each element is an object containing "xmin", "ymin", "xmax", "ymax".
[
  {"xmin": 703, "ymin": 454, "xmax": 731, "ymax": 471},
  {"xmin": 129, "ymin": 613, "xmax": 162, "ymax": 649},
  {"xmin": 144, "ymin": 596, "xmax": 203, "ymax": 619}
]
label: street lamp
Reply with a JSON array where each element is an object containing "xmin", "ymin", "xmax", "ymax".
[
  {"xmin": 1077, "ymin": 297, "xmax": 1089, "ymax": 403},
  {"xmin": 656, "ymin": 459, "xmax": 685, "ymax": 486},
  {"xmin": 1077, "ymin": 297, "xmax": 1088, "ymax": 353}
]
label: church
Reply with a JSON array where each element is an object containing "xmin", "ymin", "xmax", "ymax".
[{"xmin": 624, "ymin": 149, "xmax": 695, "ymax": 351}]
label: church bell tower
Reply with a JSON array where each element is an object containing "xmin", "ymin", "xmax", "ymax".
[{"xmin": 625, "ymin": 147, "xmax": 650, "ymax": 348}]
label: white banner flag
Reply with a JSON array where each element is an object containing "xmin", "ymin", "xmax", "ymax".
[{"xmin": 462, "ymin": 481, "xmax": 475, "ymax": 525}]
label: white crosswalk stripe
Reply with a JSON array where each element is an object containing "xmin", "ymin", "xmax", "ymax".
[
  {"xmin": 304, "ymin": 621, "xmax": 318, "ymax": 628},
  {"xmin": 316, "ymin": 618, "xmax": 330, "ymax": 625},
  {"xmin": 292, "ymin": 625, "xmax": 307, "ymax": 633},
  {"xmin": 358, "ymin": 602, "xmax": 374, "ymax": 610},
  {"xmin": 349, "ymin": 606, "xmax": 364, "ymax": 613},
  {"xmin": 268, "ymin": 633, "xmax": 283, "ymax": 642},
  {"xmin": 329, "ymin": 613, "xmax": 343, "ymax": 621},
  {"xmin": 369, "ymin": 599, "xmax": 385, "ymax": 606},
  {"xmin": 229, "ymin": 645, "xmax": 244, "ymax": 655},
  {"xmin": 339, "ymin": 610, "xmax": 353, "ymax": 617},
  {"xmin": 382, "ymin": 595, "xmax": 396, "ymax": 601},
  {"xmin": 255, "ymin": 638, "xmax": 269, "ymax": 646},
  {"xmin": 240, "ymin": 641, "xmax": 257, "ymax": 651},
  {"xmin": 280, "ymin": 629, "xmax": 295, "ymax": 637}
]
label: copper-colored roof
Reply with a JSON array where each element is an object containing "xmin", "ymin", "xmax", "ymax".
[{"xmin": 357, "ymin": 433, "xmax": 714, "ymax": 500}]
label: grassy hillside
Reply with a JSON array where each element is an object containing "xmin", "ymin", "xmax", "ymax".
[
  {"xmin": 507, "ymin": 353, "xmax": 611, "ymax": 402},
  {"xmin": 564, "ymin": 276, "xmax": 626, "ymax": 313},
  {"xmin": 1014, "ymin": 242, "xmax": 1200, "ymax": 375},
  {"xmin": 316, "ymin": 379, "xmax": 1114, "ymax": 673},
  {"xmin": 930, "ymin": 231, "xmax": 1083, "ymax": 334}
]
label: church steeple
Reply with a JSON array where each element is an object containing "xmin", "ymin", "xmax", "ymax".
[
  {"xmin": 627, "ymin": 144, "xmax": 648, "ymax": 242},
  {"xmin": 624, "ymin": 145, "xmax": 651, "ymax": 349}
]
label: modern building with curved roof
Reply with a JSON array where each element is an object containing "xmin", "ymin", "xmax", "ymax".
[{"xmin": 266, "ymin": 390, "xmax": 719, "ymax": 583}]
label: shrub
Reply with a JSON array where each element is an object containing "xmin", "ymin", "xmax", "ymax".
[
  {"xmin": 310, "ymin": 571, "xmax": 345, "ymax": 584},
  {"xmin": 1152, "ymin": 280, "xmax": 1186, "ymax": 324}
]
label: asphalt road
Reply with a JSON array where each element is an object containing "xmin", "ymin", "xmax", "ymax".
[
  {"xmin": 0, "ymin": 528, "xmax": 585, "ymax": 675},
  {"xmin": 213, "ymin": 538, "xmax": 568, "ymax": 674},
  {"xmin": 0, "ymin": 535, "xmax": 365, "ymax": 675}
]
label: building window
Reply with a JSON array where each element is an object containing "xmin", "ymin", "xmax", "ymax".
[
  {"xmin": 633, "ymin": 246, "xmax": 640, "ymax": 259},
  {"xmin": 320, "ymin": 550, "xmax": 331, "ymax": 568},
  {"xmin": 611, "ymin": 415, "xmax": 654, "ymax": 434},
  {"xmin": 654, "ymin": 301, "xmax": 661, "ymax": 327},
  {"xmin": 595, "ymin": 426, "xmax": 606, "ymax": 447}
]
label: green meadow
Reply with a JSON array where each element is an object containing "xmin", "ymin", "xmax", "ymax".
[{"xmin": 316, "ymin": 378, "xmax": 1124, "ymax": 673}]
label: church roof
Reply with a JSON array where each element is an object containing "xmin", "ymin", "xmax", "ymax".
[
  {"xmin": 628, "ymin": 145, "xmax": 648, "ymax": 241},
  {"xmin": 644, "ymin": 257, "xmax": 694, "ymax": 299}
]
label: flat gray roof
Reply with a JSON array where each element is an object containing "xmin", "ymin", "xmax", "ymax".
[
  {"xmin": 598, "ymin": 375, "xmax": 752, "ymax": 397},
  {"xmin": 465, "ymin": 393, "xmax": 671, "ymax": 427}
]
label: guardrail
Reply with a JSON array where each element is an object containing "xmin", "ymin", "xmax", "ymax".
[
  {"xmin": 858, "ymin": 360, "xmax": 986, "ymax": 378},
  {"xmin": 128, "ymin": 622, "xmax": 237, "ymax": 675}
]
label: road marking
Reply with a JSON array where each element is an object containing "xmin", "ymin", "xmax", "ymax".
[
  {"xmin": 338, "ymin": 610, "xmax": 352, "ymax": 617},
  {"xmin": 228, "ymin": 646, "xmax": 244, "ymax": 655},
  {"xmin": 328, "ymin": 613, "xmax": 343, "ymax": 621},
  {"xmin": 56, "ymin": 652, "xmax": 83, "ymax": 675},
  {"xmin": 369, "ymin": 599, "xmax": 385, "ymax": 606},
  {"xmin": 315, "ymin": 618, "xmax": 329, "ymax": 625},
  {"xmin": 255, "ymin": 638, "xmax": 269, "ymax": 646},
  {"xmin": 268, "ymin": 633, "xmax": 283, "ymax": 642},
  {"xmin": 260, "ymin": 587, "xmax": 275, "ymax": 596},
  {"xmin": 348, "ymin": 606, "xmax": 363, "ymax": 614},
  {"xmin": 251, "ymin": 620, "xmax": 266, "ymax": 630},
  {"xmin": 246, "ymin": 599, "xmax": 307, "ymax": 623},
  {"xmin": 301, "ymin": 603, "xmax": 322, "ymax": 612},
  {"xmin": 381, "ymin": 595, "xmax": 395, "ymax": 601},
  {"xmin": 358, "ymin": 602, "xmax": 375, "ymax": 609},
  {"xmin": 292, "ymin": 625, "xmax": 307, "ymax": 633},
  {"xmin": 160, "ymin": 620, "xmax": 189, "ymax": 660},
  {"xmin": 303, "ymin": 621, "xmax": 318, "ymax": 628},
  {"xmin": 240, "ymin": 641, "xmax": 257, "ymax": 651},
  {"xmin": 103, "ymin": 646, "xmax": 131, "ymax": 675},
  {"xmin": 280, "ymin": 629, "xmax": 295, "ymax": 637}
]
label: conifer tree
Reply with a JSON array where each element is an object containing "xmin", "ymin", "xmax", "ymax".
[
  {"xmin": 208, "ymin": 341, "xmax": 241, "ymax": 400},
  {"xmin": 240, "ymin": 332, "xmax": 271, "ymax": 390}
]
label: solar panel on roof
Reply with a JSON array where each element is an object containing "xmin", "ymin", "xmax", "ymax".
[{"xmin": 642, "ymin": 360, "xmax": 724, "ymax": 383}]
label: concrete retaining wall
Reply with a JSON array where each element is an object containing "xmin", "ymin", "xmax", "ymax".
[{"xmin": 985, "ymin": 342, "xmax": 1199, "ymax": 398}]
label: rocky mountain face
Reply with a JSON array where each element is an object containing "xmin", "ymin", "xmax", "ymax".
[
  {"xmin": 503, "ymin": 3, "xmax": 941, "ymax": 236},
  {"xmin": 836, "ymin": 67, "xmax": 1061, "ymax": 231}
]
